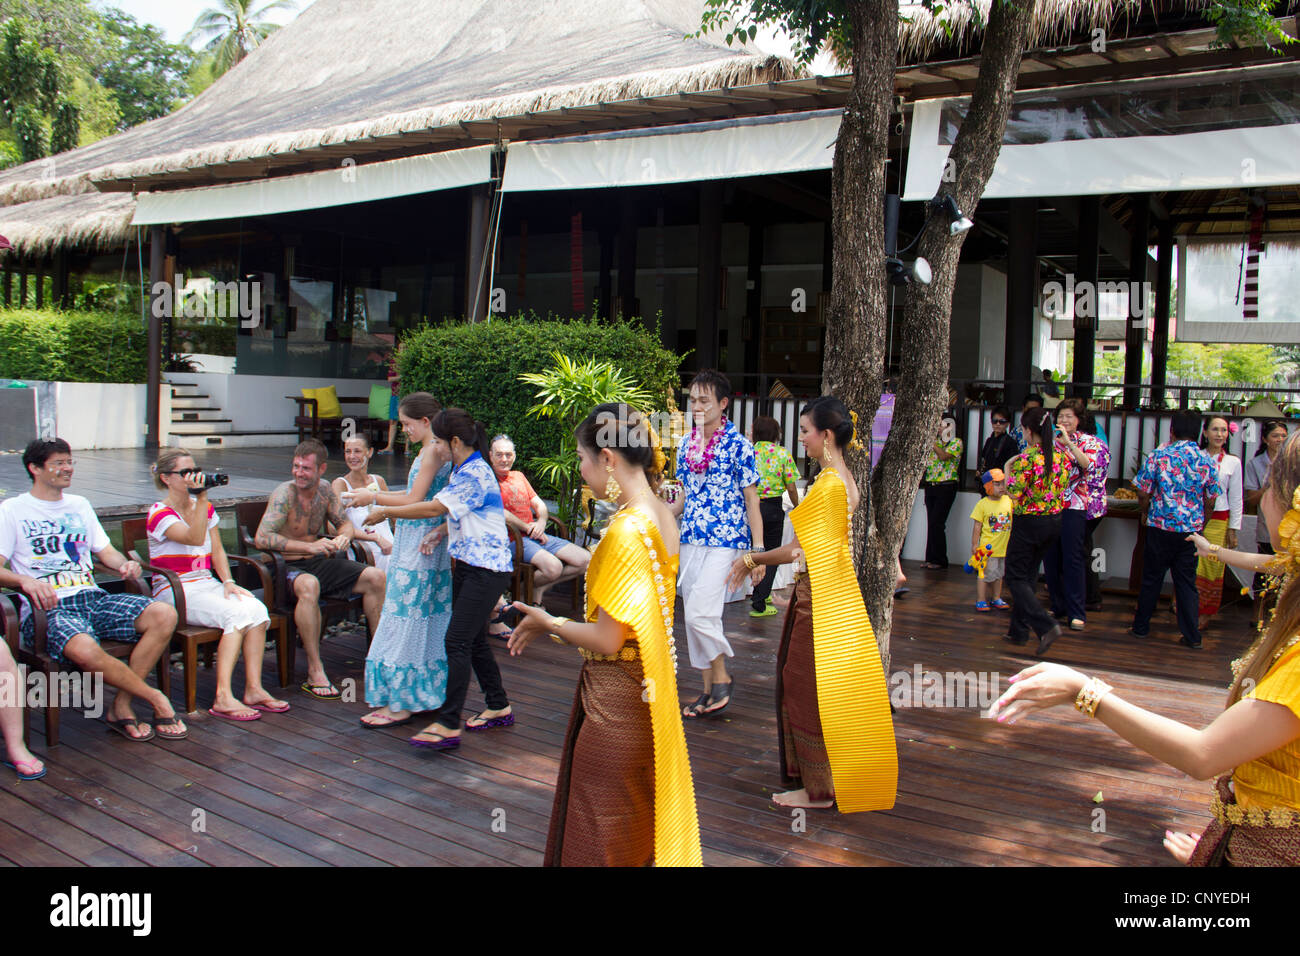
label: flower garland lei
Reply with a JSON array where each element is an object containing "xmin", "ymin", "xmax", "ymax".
[{"xmin": 685, "ymin": 415, "xmax": 727, "ymax": 474}]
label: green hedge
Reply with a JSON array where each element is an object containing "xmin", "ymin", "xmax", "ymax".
[
  {"xmin": 398, "ymin": 313, "xmax": 682, "ymax": 498},
  {"xmin": 0, "ymin": 308, "xmax": 149, "ymax": 383},
  {"xmin": 174, "ymin": 322, "xmax": 236, "ymax": 356}
]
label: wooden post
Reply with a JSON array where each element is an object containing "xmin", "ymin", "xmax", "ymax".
[
  {"xmin": 744, "ymin": 214, "xmax": 765, "ymax": 390},
  {"xmin": 1151, "ymin": 218, "xmax": 1173, "ymax": 409},
  {"xmin": 465, "ymin": 185, "xmax": 491, "ymax": 321},
  {"xmin": 18, "ymin": 258, "xmax": 28, "ymax": 308},
  {"xmin": 1123, "ymin": 197, "xmax": 1150, "ymax": 410},
  {"xmin": 1072, "ymin": 196, "xmax": 1099, "ymax": 399},
  {"xmin": 2, "ymin": 268, "xmax": 10, "ymax": 308},
  {"xmin": 696, "ymin": 181, "xmax": 723, "ymax": 371},
  {"xmin": 34, "ymin": 260, "xmax": 44, "ymax": 308},
  {"xmin": 617, "ymin": 194, "xmax": 638, "ymax": 318},
  {"xmin": 53, "ymin": 250, "xmax": 69, "ymax": 309},
  {"xmin": 146, "ymin": 226, "xmax": 166, "ymax": 451},
  {"xmin": 1004, "ymin": 199, "xmax": 1037, "ymax": 408},
  {"xmin": 597, "ymin": 208, "xmax": 614, "ymax": 321}
]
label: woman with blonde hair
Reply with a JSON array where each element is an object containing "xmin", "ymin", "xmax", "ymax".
[
  {"xmin": 508, "ymin": 403, "xmax": 701, "ymax": 865},
  {"xmin": 991, "ymin": 429, "xmax": 1300, "ymax": 865},
  {"xmin": 148, "ymin": 448, "xmax": 285, "ymax": 721}
]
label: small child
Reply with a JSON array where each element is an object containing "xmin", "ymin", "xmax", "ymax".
[{"xmin": 969, "ymin": 468, "xmax": 1012, "ymax": 612}]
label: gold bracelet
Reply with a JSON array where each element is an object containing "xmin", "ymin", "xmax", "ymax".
[
  {"xmin": 1209, "ymin": 544, "xmax": 1221, "ymax": 558},
  {"xmin": 550, "ymin": 616, "xmax": 571, "ymax": 645},
  {"xmin": 1074, "ymin": 677, "xmax": 1113, "ymax": 718},
  {"xmin": 743, "ymin": 552, "xmax": 757, "ymax": 570}
]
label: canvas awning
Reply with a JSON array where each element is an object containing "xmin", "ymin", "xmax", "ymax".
[
  {"xmin": 904, "ymin": 64, "xmax": 1300, "ymax": 201},
  {"xmin": 131, "ymin": 145, "xmax": 494, "ymax": 225},
  {"xmin": 500, "ymin": 110, "xmax": 841, "ymax": 192}
]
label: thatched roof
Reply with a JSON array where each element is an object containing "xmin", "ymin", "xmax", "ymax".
[
  {"xmin": 896, "ymin": 0, "xmax": 1281, "ymax": 61},
  {"xmin": 0, "ymin": 192, "xmax": 137, "ymax": 256},
  {"xmin": 0, "ymin": 0, "xmax": 795, "ymax": 206}
]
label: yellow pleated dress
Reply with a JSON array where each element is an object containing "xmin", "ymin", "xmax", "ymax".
[
  {"xmin": 544, "ymin": 505, "xmax": 702, "ymax": 866},
  {"xmin": 782, "ymin": 468, "xmax": 898, "ymax": 812}
]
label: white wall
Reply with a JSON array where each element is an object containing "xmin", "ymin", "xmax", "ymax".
[
  {"xmin": 55, "ymin": 382, "xmax": 149, "ymax": 449},
  {"xmin": 166, "ymin": 371, "xmax": 388, "ymax": 433}
]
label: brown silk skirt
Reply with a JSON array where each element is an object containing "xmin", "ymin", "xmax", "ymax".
[
  {"xmin": 1188, "ymin": 776, "xmax": 1300, "ymax": 867},
  {"xmin": 775, "ymin": 575, "xmax": 834, "ymax": 801},
  {"xmin": 545, "ymin": 657, "xmax": 655, "ymax": 867}
]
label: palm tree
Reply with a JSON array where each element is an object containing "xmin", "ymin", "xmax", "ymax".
[{"xmin": 184, "ymin": 0, "xmax": 299, "ymax": 76}]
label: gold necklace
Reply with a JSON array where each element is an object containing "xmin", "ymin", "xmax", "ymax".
[{"xmin": 615, "ymin": 485, "xmax": 654, "ymax": 514}]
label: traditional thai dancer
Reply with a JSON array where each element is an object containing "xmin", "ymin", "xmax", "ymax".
[
  {"xmin": 510, "ymin": 403, "xmax": 701, "ymax": 865},
  {"xmin": 1195, "ymin": 415, "xmax": 1243, "ymax": 628},
  {"xmin": 340, "ymin": 392, "xmax": 453, "ymax": 729},
  {"xmin": 728, "ymin": 396, "xmax": 897, "ymax": 812},
  {"xmin": 992, "ymin": 429, "xmax": 1300, "ymax": 866}
]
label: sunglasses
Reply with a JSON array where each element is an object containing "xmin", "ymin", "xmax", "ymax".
[
  {"xmin": 991, "ymin": 419, "xmax": 1009, "ymax": 425},
  {"xmin": 161, "ymin": 468, "xmax": 201, "ymax": 478}
]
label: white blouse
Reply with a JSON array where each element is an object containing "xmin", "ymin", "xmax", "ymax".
[{"xmin": 1209, "ymin": 452, "xmax": 1243, "ymax": 531}]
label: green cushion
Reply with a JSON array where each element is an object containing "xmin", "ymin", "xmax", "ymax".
[{"xmin": 368, "ymin": 383, "xmax": 391, "ymax": 419}]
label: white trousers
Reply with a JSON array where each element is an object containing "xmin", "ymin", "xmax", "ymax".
[
  {"xmin": 678, "ymin": 543, "xmax": 739, "ymax": 670},
  {"xmin": 157, "ymin": 576, "xmax": 270, "ymax": 634}
]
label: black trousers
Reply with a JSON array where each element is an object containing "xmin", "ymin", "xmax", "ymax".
[
  {"xmin": 1084, "ymin": 516, "xmax": 1104, "ymax": 606},
  {"xmin": 752, "ymin": 496, "xmax": 786, "ymax": 609},
  {"xmin": 1044, "ymin": 508, "xmax": 1088, "ymax": 622},
  {"xmin": 428, "ymin": 562, "xmax": 512, "ymax": 729},
  {"xmin": 924, "ymin": 482, "xmax": 958, "ymax": 567},
  {"xmin": 1005, "ymin": 512, "xmax": 1062, "ymax": 642},
  {"xmin": 1132, "ymin": 526, "xmax": 1200, "ymax": 644}
]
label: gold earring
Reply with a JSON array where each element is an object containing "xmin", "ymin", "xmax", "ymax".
[
  {"xmin": 823, "ymin": 447, "xmax": 833, "ymax": 467},
  {"xmin": 604, "ymin": 466, "xmax": 622, "ymax": 501}
]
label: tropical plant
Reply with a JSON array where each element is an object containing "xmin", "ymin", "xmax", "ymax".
[
  {"xmin": 519, "ymin": 352, "xmax": 655, "ymax": 525},
  {"xmin": 184, "ymin": 0, "xmax": 297, "ymax": 76}
]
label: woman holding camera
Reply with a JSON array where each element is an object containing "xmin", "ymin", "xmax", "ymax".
[{"xmin": 148, "ymin": 448, "xmax": 286, "ymax": 721}]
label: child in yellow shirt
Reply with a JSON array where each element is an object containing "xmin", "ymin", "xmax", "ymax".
[{"xmin": 969, "ymin": 468, "xmax": 1013, "ymax": 612}]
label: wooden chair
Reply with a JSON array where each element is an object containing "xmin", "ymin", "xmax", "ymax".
[
  {"xmin": 121, "ymin": 518, "xmax": 292, "ymax": 714},
  {"xmin": 509, "ymin": 517, "xmax": 586, "ymax": 614},
  {"xmin": 2, "ymin": 574, "xmax": 171, "ymax": 748},
  {"xmin": 234, "ymin": 500, "xmax": 375, "ymax": 682},
  {"xmin": 288, "ymin": 395, "xmax": 378, "ymax": 446}
]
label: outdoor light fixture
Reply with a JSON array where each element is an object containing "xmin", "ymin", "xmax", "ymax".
[
  {"xmin": 886, "ymin": 255, "xmax": 932, "ymax": 286},
  {"xmin": 931, "ymin": 194, "xmax": 974, "ymax": 236}
]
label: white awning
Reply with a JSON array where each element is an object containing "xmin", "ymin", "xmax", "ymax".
[
  {"xmin": 904, "ymin": 66, "xmax": 1300, "ymax": 201},
  {"xmin": 500, "ymin": 111, "xmax": 840, "ymax": 192},
  {"xmin": 132, "ymin": 145, "xmax": 494, "ymax": 225}
]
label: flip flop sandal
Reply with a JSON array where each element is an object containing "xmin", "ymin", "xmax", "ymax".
[
  {"xmin": 487, "ymin": 626, "xmax": 514, "ymax": 641},
  {"xmin": 465, "ymin": 712, "xmax": 514, "ymax": 731},
  {"xmin": 153, "ymin": 716, "xmax": 189, "ymax": 740},
  {"xmin": 682, "ymin": 692, "xmax": 712, "ymax": 719},
  {"xmin": 409, "ymin": 730, "xmax": 460, "ymax": 750},
  {"xmin": 105, "ymin": 717, "xmax": 155, "ymax": 743},
  {"xmin": 3, "ymin": 759, "xmax": 46, "ymax": 781},
  {"xmin": 300, "ymin": 681, "xmax": 342, "ymax": 701},
  {"xmin": 248, "ymin": 699, "xmax": 291, "ymax": 713},
  {"xmin": 360, "ymin": 712, "xmax": 413, "ymax": 729},
  {"xmin": 208, "ymin": 706, "xmax": 261, "ymax": 723},
  {"xmin": 704, "ymin": 680, "xmax": 735, "ymax": 716}
]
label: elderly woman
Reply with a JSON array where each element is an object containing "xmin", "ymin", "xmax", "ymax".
[
  {"xmin": 991, "ymin": 428, "xmax": 1300, "ymax": 866},
  {"xmin": 1043, "ymin": 399, "xmax": 1109, "ymax": 631}
]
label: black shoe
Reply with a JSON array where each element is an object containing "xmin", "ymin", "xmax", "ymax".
[
  {"xmin": 1003, "ymin": 633, "xmax": 1030, "ymax": 646},
  {"xmin": 1129, "ymin": 627, "xmax": 1149, "ymax": 639},
  {"xmin": 1036, "ymin": 624, "xmax": 1063, "ymax": 657},
  {"xmin": 1085, "ymin": 602, "xmax": 1103, "ymax": 612},
  {"xmin": 1179, "ymin": 635, "xmax": 1203, "ymax": 650}
]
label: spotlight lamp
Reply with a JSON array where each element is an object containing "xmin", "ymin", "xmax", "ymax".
[
  {"xmin": 931, "ymin": 194, "xmax": 974, "ymax": 236},
  {"xmin": 886, "ymin": 256, "xmax": 932, "ymax": 287}
]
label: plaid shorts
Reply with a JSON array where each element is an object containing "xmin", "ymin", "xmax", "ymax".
[{"xmin": 20, "ymin": 587, "xmax": 155, "ymax": 664}]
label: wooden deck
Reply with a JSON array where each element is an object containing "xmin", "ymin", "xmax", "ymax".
[{"xmin": 0, "ymin": 564, "xmax": 1256, "ymax": 867}]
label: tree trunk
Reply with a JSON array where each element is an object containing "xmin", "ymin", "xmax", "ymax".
[{"xmin": 824, "ymin": 0, "xmax": 1038, "ymax": 672}]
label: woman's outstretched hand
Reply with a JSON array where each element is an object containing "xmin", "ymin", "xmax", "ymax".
[{"xmin": 988, "ymin": 662, "xmax": 1089, "ymax": 724}]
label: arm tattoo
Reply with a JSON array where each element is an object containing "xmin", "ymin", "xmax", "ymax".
[{"xmin": 255, "ymin": 485, "xmax": 294, "ymax": 551}]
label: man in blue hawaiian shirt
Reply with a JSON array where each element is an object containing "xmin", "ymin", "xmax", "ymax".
[
  {"xmin": 669, "ymin": 370, "xmax": 763, "ymax": 718},
  {"xmin": 1131, "ymin": 411, "xmax": 1221, "ymax": 649}
]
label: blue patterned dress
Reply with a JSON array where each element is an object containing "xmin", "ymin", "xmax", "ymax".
[{"xmin": 364, "ymin": 454, "xmax": 454, "ymax": 711}]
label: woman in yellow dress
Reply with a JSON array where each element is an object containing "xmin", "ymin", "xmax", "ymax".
[
  {"xmin": 728, "ymin": 395, "xmax": 898, "ymax": 812},
  {"xmin": 991, "ymin": 430, "xmax": 1300, "ymax": 865},
  {"xmin": 509, "ymin": 403, "xmax": 701, "ymax": 866}
]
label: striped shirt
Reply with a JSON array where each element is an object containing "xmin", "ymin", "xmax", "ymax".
[{"xmin": 147, "ymin": 501, "xmax": 218, "ymax": 596}]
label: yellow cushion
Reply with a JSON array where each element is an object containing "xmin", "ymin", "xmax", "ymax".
[{"xmin": 301, "ymin": 386, "xmax": 342, "ymax": 419}]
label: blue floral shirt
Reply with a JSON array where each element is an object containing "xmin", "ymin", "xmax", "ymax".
[
  {"xmin": 434, "ymin": 451, "xmax": 513, "ymax": 572},
  {"xmin": 1133, "ymin": 440, "xmax": 1222, "ymax": 533},
  {"xmin": 676, "ymin": 419, "xmax": 759, "ymax": 549}
]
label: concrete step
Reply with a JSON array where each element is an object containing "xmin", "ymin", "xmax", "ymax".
[
  {"xmin": 183, "ymin": 430, "xmax": 299, "ymax": 449},
  {"xmin": 168, "ymin": 421, "xmax": 233, "ymax": 435},
  {"xmin": 171, "ymin": 409, "xmax": 227, "ymax": 422},
  {"xmin": 171, "ymin": 395, "xmax": 213, "ymax": 408}
]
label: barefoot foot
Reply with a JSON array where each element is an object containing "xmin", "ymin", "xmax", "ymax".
[{"xmin": 772, "ymin": 788, "xmax": 835, "ymax": 809}]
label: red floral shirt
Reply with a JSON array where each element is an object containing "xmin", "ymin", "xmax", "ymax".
[{"xmin": 1008, "ymin": 446, "xmax": 1071, "ymax": 516}]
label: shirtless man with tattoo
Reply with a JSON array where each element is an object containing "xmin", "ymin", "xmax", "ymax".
[{"xmin": 254, "ymin": 439, "xmax": 386, "ymax": 699}]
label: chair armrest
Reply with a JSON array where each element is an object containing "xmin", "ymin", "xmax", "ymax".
[
  {"xmin": 226, "ymin": 553, "xmax": 275, "ymax": 601},
  {"xmin": 289, "ymin": 396, "xmax": 319, "ymax": 421},
  {"xmin": 547, "ymin": 516, "xmax": 572, "ymax": 541},
  {"xmin": 31, "ymin": 605, "xmax": 50, "ymax": 658},
  {"xmin": 347, "ymin": 539, "xmax": 375, "ymax": 566},
  {"xmin": 509, "ymin": 528, "xmax": 526, "ymax": 564},
  {"xmin": 1, "ymin": 591, "xmax": 20, "ymax": 655},
  {"xmin": 131, "ymin": 558, "xmax": 187, "ymax": 624}
]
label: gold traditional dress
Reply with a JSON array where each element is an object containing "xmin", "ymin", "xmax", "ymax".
[
  {"xmin": 776, "ymin": 468, "xmax": 898, "ymax": 811},
  {"xmin": 544, "ymin": 505, "xmax": 702, "ymax": 866}
]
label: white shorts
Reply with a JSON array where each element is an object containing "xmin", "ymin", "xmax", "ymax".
[
  {"xmin": 677, "ymin": 544, "xmax": 739, "ymax": 670},
  {"xmin": 157, "ymin": 576, "xmax": 270, "ymax": 634}
]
